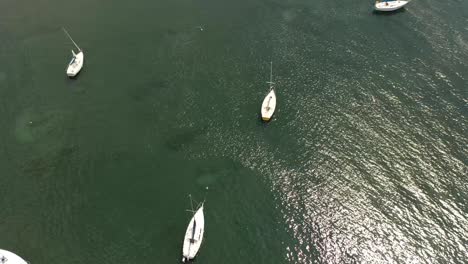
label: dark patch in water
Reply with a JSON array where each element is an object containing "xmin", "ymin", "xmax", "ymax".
[
  {"xmin": 21, "ymin": 145, "xmax": 79, "ymax": 179},
  {"xmin": 128, "ymin": 79, "xmax": 167, "ymax": 102},
  {"xmin": 164, "ymin": 126, "xmax": 206, "ymax": 151}
]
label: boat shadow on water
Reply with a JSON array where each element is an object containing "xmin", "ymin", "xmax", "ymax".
[{"xmin": 372, "ymin": 8, "xmax": 407, "ymax": 16}]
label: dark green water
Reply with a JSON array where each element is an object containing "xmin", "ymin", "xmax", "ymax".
[{"xmin": 0, "ymin": 0, "xmax": 467, "ymax": 263}]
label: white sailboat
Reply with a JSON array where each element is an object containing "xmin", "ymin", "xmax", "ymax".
[
  {"xmin": 374, "ymin": 0, "xmax": 409, "ymax": 11},
  {"xmin": 261, "ymin": 62, "xmax": 276, "ymax": 121},
  {"xmin": 182, "ymin": 197, "xmax": 205, "ymax": 263},
  {"xmin": 63, "ymin": 28, "xmax": 84, "ymax": 78},
  {"xmin": 0, "ymin": 249, "xmax": 28, "ymax": 264}
]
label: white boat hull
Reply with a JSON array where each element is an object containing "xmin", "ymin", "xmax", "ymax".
[
  {"xmin": 66, "ymin": 51, "xmax": 84, "ymax": 77},
  {"xmin": 375, "ymin": 1, "xmax": 408, "ymax": 11},
  {"xmin": 0, "ymin": 249, "xmax": 28, "ymax": 264},
  {"xmin": 182, "ymin": 204, "xmax": 204, "ymax": 262},
  {"xmin": 261, "ymin": 89, "xmax": 276, "ymax": 121}
]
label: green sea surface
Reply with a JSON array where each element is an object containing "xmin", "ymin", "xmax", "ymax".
[{"xmin": 0, "ymin": 0, "xmax": 467, "ymax": 263}]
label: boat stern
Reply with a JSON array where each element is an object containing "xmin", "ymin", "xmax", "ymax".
[
  {"xmin": 66, "ymin": 63, "xmax": 83, "ymax": 78},
  {"xmin": 66, "ymin": 69, "xmax": 78, "ymax": 77}
]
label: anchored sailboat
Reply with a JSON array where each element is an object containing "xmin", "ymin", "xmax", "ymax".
[
  {"xmin": 374, "ymin": 0, "xmax": 409, "ymax": 11},
  {"xmin": 182, "ymin": 196, "xmax": 205, "ymax": 262},
  {"xmin": 261, "ymin": 62, "xmax": 277, "ymax": 121},
  {"xmin": 63, "ymin": 28, "xmax": 84, "ymax": 78},
  {"xmin": 0, "ymin": 249, "xmax": 27, "ymax": 264}
]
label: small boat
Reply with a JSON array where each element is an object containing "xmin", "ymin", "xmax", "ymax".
[
  {"xmin": 261, "ymin": 62, "xmax": 276, "ymax": 121},
  {"xmin": 0, "ymin": 249, "xmax": 28, "ymax": 264},
  {"xmin": 182, "ymin": 197, "xmax": 205, "ymax": 262},
  {"xmin": 63, "ymin": 28, "xmax": 84, "ymax": 78},
  {"xmin": 374, "ymin": 0, "xmax": 409, "ymax": 11}
]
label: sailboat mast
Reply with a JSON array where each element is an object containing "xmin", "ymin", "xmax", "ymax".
[
  {"xmin": 189, "ymin": 194, "xmax": 194, "ymax": 213},
  {"xmin": 62, "ymin": 27, "xmax": 81, "ymax": 51},
  {"xmin": 270, "ymin": 61, "xmax": 273, "ymax": 84},
  {"xmin": 267, "ymin": 61, "xmax": 274, "ymax": 89}
]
